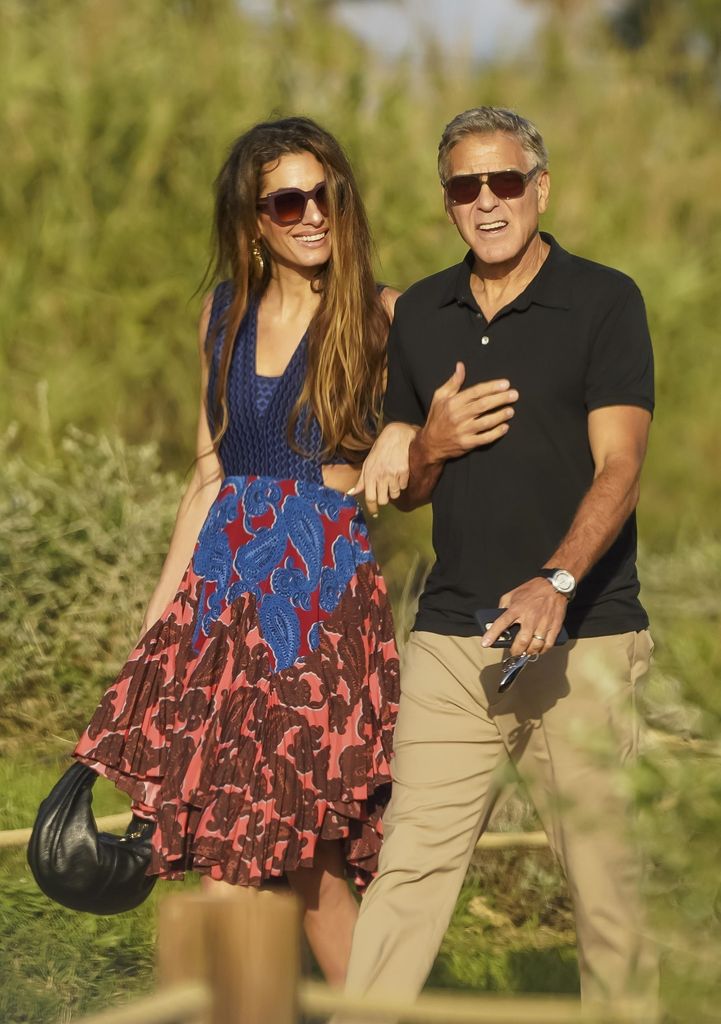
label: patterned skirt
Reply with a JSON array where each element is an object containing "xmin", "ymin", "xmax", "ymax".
[{"xmin": 73, "ymin": 475, "xmax": 400, "ymax": 890}]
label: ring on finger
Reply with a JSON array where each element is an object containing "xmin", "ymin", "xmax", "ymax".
[{"xmin": 532, "ymin": 633, "xmax": 546, "ymax": 643}]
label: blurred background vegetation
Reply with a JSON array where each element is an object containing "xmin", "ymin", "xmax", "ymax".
[{"xmin": 1, "ymin": 0, "xmax": 720, "ymax": 1021}]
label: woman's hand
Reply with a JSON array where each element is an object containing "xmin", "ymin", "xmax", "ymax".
[{"xmin": 348, "ymin": 422, "xmax": 419, "ymax": 516}]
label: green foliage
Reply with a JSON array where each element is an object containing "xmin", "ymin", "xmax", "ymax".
[
  {"xmin": 633, "ymin": 736, "xmax": 721, "ymax": 1010},
  {"xmin": 1, "ymin": 0, "xmax": 721, "ymax": 546}
]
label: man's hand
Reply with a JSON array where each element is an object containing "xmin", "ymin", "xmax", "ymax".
[
  {"xmin": 481, "ymin": 577, "xmax": 568, "ymax": 658},
  {"xmin": 420, "ymin": 362, "xmax": 518, "ymax": 464},
  {"xmin": 348, "ymin": 422, "xmax": 419, "ymax": 517}
]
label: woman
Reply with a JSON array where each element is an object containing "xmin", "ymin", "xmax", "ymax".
[{"xmin": 73, "ymin": 116, "xmax": 401, "ymax": 986}]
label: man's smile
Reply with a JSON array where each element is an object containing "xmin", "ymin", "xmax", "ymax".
[{"xmin": 477, "ymin": 220, "xmax": 508, "ymax": 233}]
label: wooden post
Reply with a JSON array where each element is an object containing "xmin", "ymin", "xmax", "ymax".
[
  {"xmin": 157, "ymin": 892, "xmax": 214, "ymax": 1024},
  {"xmin": 204, "ymin": 887, "xmax": 301, "ymax": 1024},
  {"xmin": 157, "ymin": 887, "xmax": 302, "ymax": 1024}
]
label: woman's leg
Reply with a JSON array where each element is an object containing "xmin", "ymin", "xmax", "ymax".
[
  {"xmin": 287, "ymin": 839, "xmax": 359, "ymax": 988},
  {"xmin": 199, "ymin": 840, "xmax": 358, "ymax": 986}
]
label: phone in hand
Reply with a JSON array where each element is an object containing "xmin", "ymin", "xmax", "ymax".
[
  {"xmin": 478, "ymin": 617, "xmax": 520, "ymax": 648},
  {"xmin": 473, "ymin": 608, "xmax": 569, "ymax": 648}
]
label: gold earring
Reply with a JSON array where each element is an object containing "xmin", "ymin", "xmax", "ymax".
[{"xmin": 250, "ymin": 238, "xmax": 265, "ymax": 276}]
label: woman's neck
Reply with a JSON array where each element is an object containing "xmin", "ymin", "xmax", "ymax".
[{"xmin": 262, "ymin": 262, "xmax": 322, "ymax": 320}]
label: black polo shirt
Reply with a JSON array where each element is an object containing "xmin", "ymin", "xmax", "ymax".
[{"xmin": 384, "ymin": 233, "xmax": 654, "ymax": 639}]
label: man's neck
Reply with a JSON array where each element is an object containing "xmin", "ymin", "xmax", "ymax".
[{"xmin": 470, "ymin": 232, "xmax": 550, "ymax": 322}]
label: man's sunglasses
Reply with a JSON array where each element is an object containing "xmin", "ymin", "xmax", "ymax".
[
  {"xmin": 256, "ymin": 181, "xmax": 329, "ymax": 226},
  {"xmin": 443, "ymin": 165, "xmax": 540, "ymax": 206}
]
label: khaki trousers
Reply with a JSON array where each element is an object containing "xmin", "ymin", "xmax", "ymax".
[{"xmin": 345, "ymin": 630, "xmax": 658, "ymax": 1014}]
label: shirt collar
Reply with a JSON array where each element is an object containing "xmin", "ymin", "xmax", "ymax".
[{"xmin": 438, "ymin": 232, "xmax": 572, "ymax": 312}]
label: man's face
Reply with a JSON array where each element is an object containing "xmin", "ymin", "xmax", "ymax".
[{"xmin": 443, "ymin": 132, "xmax": 550, "ymax": 267}]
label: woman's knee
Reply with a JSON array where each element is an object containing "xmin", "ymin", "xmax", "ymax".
[{"xmin": 287, "ymin": 840, "xmax": 350, "ymax": 910}]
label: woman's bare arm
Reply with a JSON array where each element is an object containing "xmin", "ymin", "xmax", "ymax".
[{"xmin": 139, "ymin": 295, "xmax": 223, "ymax": 635}]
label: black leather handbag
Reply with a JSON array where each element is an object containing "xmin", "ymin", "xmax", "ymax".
[{"xmin": 26, "ymin": 762, "xmax": 157, "ymax": 915}]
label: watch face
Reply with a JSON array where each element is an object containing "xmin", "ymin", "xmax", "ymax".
[{"xmin": 553, "ymin": 570, "xmax": 575, "ymax": 593}]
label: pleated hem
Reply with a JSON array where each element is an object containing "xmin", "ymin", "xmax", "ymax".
[{"xmin": 74, "ymin": 752, "xmax": 390, "ymax": 890}]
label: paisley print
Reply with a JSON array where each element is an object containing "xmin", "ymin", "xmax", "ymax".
[
  {"xmin": 73, "ymin": 475, "xmax": 399, "ymax": 890},
  {"xmin": 194, "ymin": 476, "xmax": 374, "ymax": 672}
]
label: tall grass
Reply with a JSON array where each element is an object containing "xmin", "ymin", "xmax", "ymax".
[{"xmin": 1, "ymin": 0, "xmax": 721, "ymax": 546}]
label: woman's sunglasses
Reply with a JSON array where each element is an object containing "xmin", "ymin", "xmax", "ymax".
[
  {"xmin": 256, "ymin": 181, "xmax": 329, "ymax": 226},
  {"xmin": 443, "ymin": 166, "xmax": 540, "ymax": 206}
]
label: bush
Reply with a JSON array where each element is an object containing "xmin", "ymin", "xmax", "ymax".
[{"xmin": 0, "ymin": 426, "xmax": 180, "ymax": 749}]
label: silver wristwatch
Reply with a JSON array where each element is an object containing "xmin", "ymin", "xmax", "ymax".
[{"xmin": 537, "ymin": 567, "xmax": 576, "ymax": 600}]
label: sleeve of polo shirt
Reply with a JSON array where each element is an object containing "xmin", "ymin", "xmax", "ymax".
[
  {"xmin": 585, "ymin": 278, "xmax": 654, "ymax": 414},
  {"xmin": 383, "ymin": 302, "xmax": 426, "ymax": 427}
]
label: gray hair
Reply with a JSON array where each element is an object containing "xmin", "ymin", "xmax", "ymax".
[{"xmin": 438, "ymin": 107, "xmax": 548, "ymax": 181}]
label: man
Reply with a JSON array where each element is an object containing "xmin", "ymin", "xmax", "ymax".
[{"xmin": 347, "ymin": 106, "xmax": 658, "ymax": 1015}]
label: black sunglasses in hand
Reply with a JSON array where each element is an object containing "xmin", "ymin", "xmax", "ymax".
[{"xmin": 498, "ymin": 651, "xmax": 539, "ymax": 693}]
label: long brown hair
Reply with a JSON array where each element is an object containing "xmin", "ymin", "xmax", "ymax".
[{"xmin": 206, "ymin": 116, "xmax": 388, "ymax": 462}]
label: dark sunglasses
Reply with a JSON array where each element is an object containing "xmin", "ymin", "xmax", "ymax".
[
  {"xmin": 256, "ymin": 181, "xmax": 329, "ymax": 225},
  {"xmin": 443, "ymin": 165, "xmax": 540, "ymax": 206}
]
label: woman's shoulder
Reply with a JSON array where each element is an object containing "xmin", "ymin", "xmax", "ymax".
[
  {"xmin": 210, "ymin": 279, "xmax": 235, "ymax": 319},
  {"xmin": 377, "ymin": 284, "xmax": 402, "ymax": 321},
  {"xmin": 198, "ymin": 280, "xmax": 235, "ymax": 362},
  {"xmin": 204, "ymin": 280, "xmax": 236, "ymax": 338}
]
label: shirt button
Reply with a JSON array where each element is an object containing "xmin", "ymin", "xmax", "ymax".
[
  {"xmin": 481, "ymin": 335, "xmax": 490, "ymax": 345},
  {"xmin": 475, "ymin": 312, "xmax": 482, "ymax": 319}
]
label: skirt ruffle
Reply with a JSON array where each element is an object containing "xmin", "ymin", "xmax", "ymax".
[{"xmin": 73, "ymin": 475, "xmax": 399, "ymax": 890}]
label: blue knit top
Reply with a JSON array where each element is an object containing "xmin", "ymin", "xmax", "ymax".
[{"xmin": 206, "ymin": 282, "xmax": 344, "ymax": 483}]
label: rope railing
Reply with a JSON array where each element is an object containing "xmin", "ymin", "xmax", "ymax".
[
  {"xmin": 0, "ymin": 727, "xmax": 694, "ymax": 852},
  {"xmin": 0, "ymin": 812, "xmax": 129, "ymax": 850},
  {"xmin": 0, "ymin": 817, "xmax": 548, "ymax": 851},
  {"xmin": 1, "ymin": 724, "xmax": 692, "ymax": 853}
]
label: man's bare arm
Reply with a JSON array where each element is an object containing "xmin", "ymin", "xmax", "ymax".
[
  {"xmin": 550, "ymin": 406, "xmax": 651, "ymax": 580},
  {"xmin": 482, "ymin": 405, "xmax": 652, "ymax": 657}
]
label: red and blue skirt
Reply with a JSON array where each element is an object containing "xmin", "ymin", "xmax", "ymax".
[{"xmin": 73, "ymin": 475, "xmax": 400, "ymax": 890}]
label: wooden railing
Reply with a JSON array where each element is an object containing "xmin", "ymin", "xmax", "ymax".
[
  {"xmin": 65, "ymin": 888, "xmax": 655, "ymax": 1024},
  {"xmin": 71, "ymin": 983, "xmax": 210, "ymax": 1024}
]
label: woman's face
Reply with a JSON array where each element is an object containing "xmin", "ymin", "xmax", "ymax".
[{"xmin": 256, "ymin": 151, "xmax": 332, "ymax": 274}]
